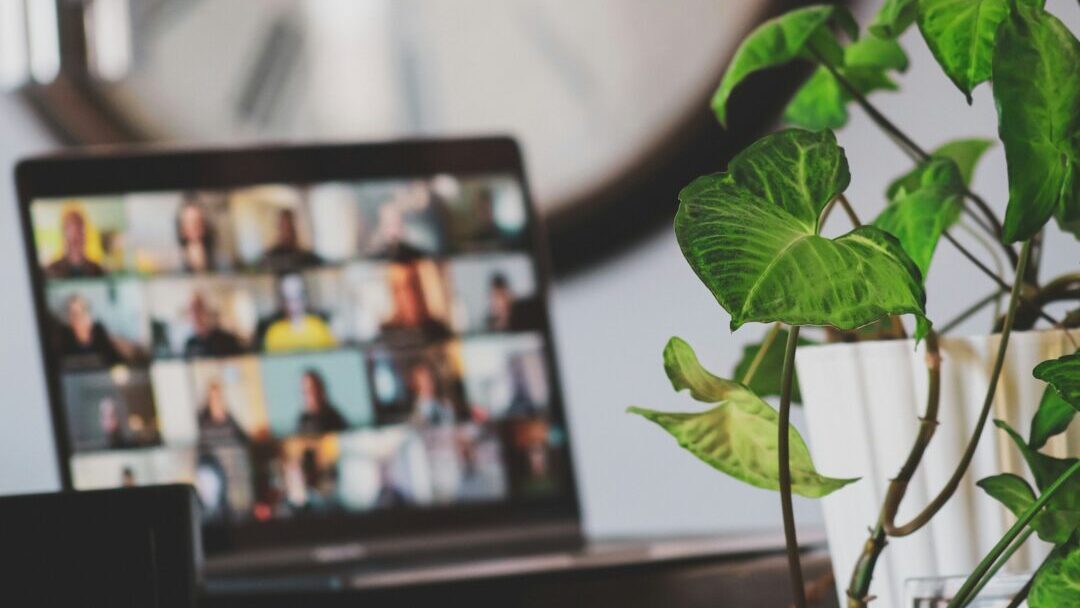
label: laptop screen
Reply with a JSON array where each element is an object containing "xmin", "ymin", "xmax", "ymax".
[{"xmin": 18, "ymin": 140, "xmax": 577, "ymax": 551}]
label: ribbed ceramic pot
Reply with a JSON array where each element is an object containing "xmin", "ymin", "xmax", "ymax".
[{"xmin": 795, "ymin": 329, "xmax": 1079, "ymax": 608}]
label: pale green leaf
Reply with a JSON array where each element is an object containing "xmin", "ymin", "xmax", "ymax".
[
  {"xmin": 676, "ymin": 129, "xmax": 927, "ymax": 333},
  {"xmin": 663, "ymin": 336, "xmax": 744, "ymax": 403},
  {"xmin": 886, "ymin": 138, "xmax": 994, "ymax": 200},
  {"xmin": 917, "ymin": 0, "xmax": 1035, "ymax": 101},
  {"xmin": 874, "ymin": 158, "xmax": 965, "ymax": 279},
  {"xmin": 732, "ymin": 329, "xmax": 814, "ymax": 403},
  {"xmin": 996, "ymin": 419, "xmax": 1080, "ymax": 544},
  {"xmin": 630, "ymin": 339, "xmax": 856, "ymax": 498},
  {"xmin": 994, "ymin": 5, "xmax": 1080, "ymax": 243},
  {"xmin": 1034, "ymin": 352, "xmax": 1080, "ymax": 410},
  {"xmin": 870, "ymin": 0, "xmax": 917, "ymax": 39},
  {"xmin": 1029, "ymin": 543, "xmax": 1080, "ymax": 608},
  {"xmin": 1029, "ymin": 386, "xmax": 1077, "ymax": 450},
  {"xmin": 712, "ymin": 5, "xmax": 847, "ymax": 126}
]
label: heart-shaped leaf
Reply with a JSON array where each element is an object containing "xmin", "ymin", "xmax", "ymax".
[
  {"xmin": 870, "ymin": 0, "xmax": 917, "ymax": 39},
  {"xmin": 630, "ymin": 337, "xmax": 857, "ymax": 498},
  {"xmin": 732, "ymin": 328, "xmax": 815, "ymax": 403},
  {"xmin": 874, "ymin": 158, "xmax": 965, "ymax": 279},
  {"xmin": 1029, "ymin": 542, "xmax": 1080, "ymax": 608},
  {"xmin": 886, "ymin": 138, "xmax": 994, "ymax": 200},
  {"xmin": 1034, "ymin": 352, "xmax": 1080, "ymax": 410},
  {"xmin": 712, "ymin": 5, "xmax": 852, "ymax": 126},
  {"xmin": 676, "ymin": 129, "xmax": 927, "ymax": 334},
  {"xmin": 996, "ymin": 419, "xmax": 1080, "ymax": 544},
  {"xmin": 1030, "ymin": 386, "xmax": 1078, "ymax": 450},
  {"xmin": 994, "ymin": 5, "xmax": 1080, "ymax": 243},
  {"xmin": 917, "ymin": 0, "xmax": 1041, "ymax": 101},
  {"xmin": 977, "ymin": 473, "xmax": 1069, "ymax": 545}
]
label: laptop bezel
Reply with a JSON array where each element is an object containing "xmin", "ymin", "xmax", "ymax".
[{"xmin": 14, "ymin": 136, "xmax": 583, "ymax": 555}]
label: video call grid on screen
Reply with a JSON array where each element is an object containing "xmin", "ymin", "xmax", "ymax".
[{"xmin": 21, "ymin": 148, "xmax": 575, "ymax": 544}]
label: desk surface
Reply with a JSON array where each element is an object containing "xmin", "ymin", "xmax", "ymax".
[{"xmin": 204, "ymin": 530, "xmax": 837, "ymax": 608}]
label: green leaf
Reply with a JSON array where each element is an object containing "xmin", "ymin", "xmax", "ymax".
[
  {"xmin": 676, "ymin": 129, "xmax": 927, "ymax": 334},
  {"xmin": 785, "ymin": 34, "xmax": 907, "ymax": 131},
  {"xmin": 886, "ymin": 138, "xmax": 994, "ymax": 200},
  {"xmin": 845, "ymin": 35, "xmax": 909, "ymax": 71},
  {"xmin": 1034, "ymin": 352, "xmax": 1080, "ymax": 410},
  {"xmin": 785, "ymin": 67, "xmax": 898, "ymax": 131},
  {"xmin": 874, "ymin": 158, "xmax": 965, "ymax": 279},
  {"xmin": 1029, "ymin": 542, "xmax": 1080, "ymax": 608},
  {"xmin": 977, "ymin": 473, "xmax": 1037, "ymax": 517},
  {"xmin": 1030, "ymin": 387, "xmax": 1078, "ymax": 450},
  {"xmin": 712, "ymin": 5, "xmax": 849, "ymax": 126},
  {"xmin": 629, "ymin": 339, "xmax": 857, "ymax": 498},
  {"xmin": 732, "ymin": 329, "xmax": 814, "ymax": 403},
  {"xmin": 870, "ymin": 0, "xmax": 917, "ymax": 39},
  {"xmin": 916, "ymin": 0, "xmax": 1028, "ymax": 101},
  {"xmin": 994, "ymin": 5, "xmax": 1080, "ymax": 243},
  {"xmin": 996, "ymin": 419, "xmax": 1080, "ymax": 543},
  {"xmin": 977, "ymin": 472, "xmax": 1065, "ymax": 545}
]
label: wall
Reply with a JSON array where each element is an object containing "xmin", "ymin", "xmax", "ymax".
[{"xmin": 1, "ymin": 1, "xmax": 1077, "ymax": 542}]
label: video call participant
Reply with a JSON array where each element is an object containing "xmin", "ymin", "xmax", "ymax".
[
  {"xmin": 98, "ymin": 397, "xmax": 128, "ymax": 449},
  {"xmin": 258, "ymin": 209, "xmax": 323, "ymax": 272},
  {"xmin": 381, "ymin": 262, "xmax": 451, "ymax": 342},
  {"xmin": 45, "ymin": 207, "xmax": 105, "ymax": 278},
  {"xmin": 485, "ymin": 272, "xmax": 541, "ymax": 332},
  {"xmin": 56, "ymin": 294, "xmax": 123, "ymax": 368},
  {"xmin": 257, "ymin": 273, "xmax": 337, "ymax": 353},
  {"xmin": 197, "ymin": 381, "xmax": 248, "ymax": 445},
  {"xmin": 296, "ymin": 370, "xmax": 347, "ymax": 434},
  {"xmin": 408, "ymin": 362, "xmax": 457, "ymax": 426},
  {"xmin": 175, "ymin": 196, "xmax": 218, "ymax": 272},
  {"xmin": 184, "ymin": 293, "xmax": 244, "ymax": 357}
]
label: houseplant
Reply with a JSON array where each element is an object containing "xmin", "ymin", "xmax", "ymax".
[{"xmin": 629, "ymin": 1, "xmax": 1080, "ymax": 607}]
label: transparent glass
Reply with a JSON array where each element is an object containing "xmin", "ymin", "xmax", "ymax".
[{"xmin": 905, "ymin": 572, "xmax": 1032, "ymax": 607}]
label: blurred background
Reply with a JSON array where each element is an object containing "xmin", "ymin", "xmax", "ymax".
[{"xmin": 0, "ymin": 0, "xmax": 1077, "ymax": 541}]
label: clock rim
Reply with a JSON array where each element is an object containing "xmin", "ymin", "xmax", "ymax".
[{"xmin": 19, "ymin": 0, "xmax": 830, "ymax": 277}]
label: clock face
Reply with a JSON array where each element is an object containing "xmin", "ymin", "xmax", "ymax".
[{"xmin": 84, "ymin": 0, "xmax": 765, "ymax": 215}]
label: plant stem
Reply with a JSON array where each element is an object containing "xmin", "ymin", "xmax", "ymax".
[
  {"xmin": 943, "ymin": 231, "xmax": 1063, "ymax": 328},
  {"xmin": 947, "ymin": 459, "xmax": 1080, "ymax": 608},
  {"xmin": 847, "ymin": 331, "xmax": 941, "ymax": 607},
  {"xmin": 778, "ymin": 325, "xmax": 806, "ymax": 608},
  {"xmin": 883, "ymin": 240, "xmax": 1032, "ymax": 537},
  {"xmin": 822, "ymin": 62, "xmax": 1013, "ymax": 258},
  {"xmin": 938, "ymin": 290, "xmax": 1002, "ymax": 335},
  {"xmin": 837, "ymin": 194, "xmax": 862, "ymax": 228},
  {"xmin": 961, "ymin": 527, "xmax": 1035, "ymax": 605},
  {"xmin": 1004, "ymin": 575, "xmax": 1034, "ymax": 608},
  {"xmin": 742, "ymin": 322, "xmax": 782, "ymax": 386}
]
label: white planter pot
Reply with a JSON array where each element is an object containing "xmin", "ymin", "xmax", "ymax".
[{"xmin": 795, "ymin": 329, "xmax": 1079, "ymax": 608}]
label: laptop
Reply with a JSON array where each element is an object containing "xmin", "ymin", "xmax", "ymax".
[{"xmin": 15, "ymin": 137, "xmax": 586, "ymax": 590}]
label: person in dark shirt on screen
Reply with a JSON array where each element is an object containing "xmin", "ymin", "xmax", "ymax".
[
  {"xmin": 197, "ymin": 381, "xmax": 248, "ymax": 445},
  {"xmin": 56, "ymin": 294, "xmax": 123, "ymax": 368},
  {"xmin": 46, "ymin": 208, "xmax": 105, "ymax": 278},
  {"xmin": 380, "ymin": 262, "xmax": 451, "ymax": 341},
  {"xmin": 175, "ymin": 196, "xmax": 217, "ymax": 272},
  {"xmin": 184, "ymin": 292, "xmax": 244, "ymax": 358},
  {"xmin": 257, "ymin": 209, "xmax": 322, "ymax": 272},
  {"xmin": 296, "ymin": 370, "xmax": 347, "ymax": 435}
]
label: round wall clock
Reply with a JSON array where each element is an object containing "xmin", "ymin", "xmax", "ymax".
[{"xmin": 22, "ymin": 0, "xmax": 818, "ymax": 274}]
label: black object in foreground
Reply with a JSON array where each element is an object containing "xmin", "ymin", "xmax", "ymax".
[{"xmin": 0, "ymin": 484, "xmax": 201, "ymax": 608}]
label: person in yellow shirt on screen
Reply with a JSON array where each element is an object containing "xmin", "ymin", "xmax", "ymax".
[{"xmin": 260, "ymin": 272, "xmax": 337, "ymax": 353}]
